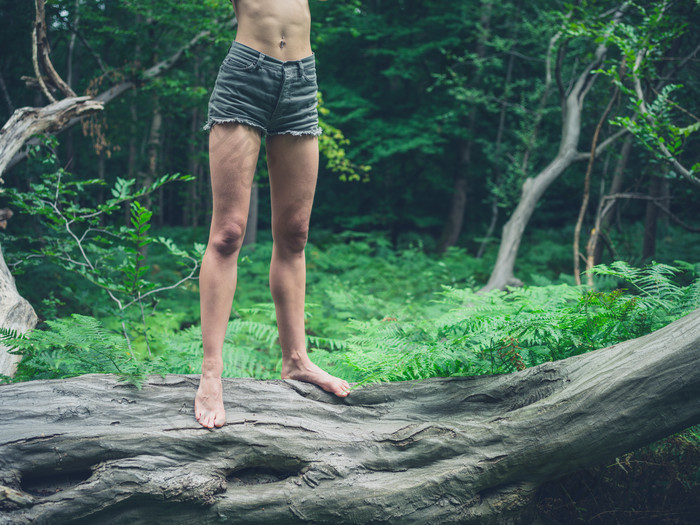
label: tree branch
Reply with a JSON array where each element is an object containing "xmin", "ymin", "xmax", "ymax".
[
  {"xmin": 3, "ymin": 23, "xmax": 220, "ymax": 175},
  {"xmin": 599, "ymin": 192, "xmax": 700, "ymax": 233},
  {"xmin": 573, "ymin": 128, "xmax": 628, "ymax": 161},
  {"xmin": 34, "ymin": 0, "xmax": 76, "ymax": 99},
  {"xmin": 0, "ymin": 97, "xmax": 104, "ymax": 180},
  {"xmin": 630, "ymin": 3, "xmax": 700, "ymax": 189}
]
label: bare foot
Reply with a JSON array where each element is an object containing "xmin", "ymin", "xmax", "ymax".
[
  {"xmin": 195, "ymin": 375, "xmax": 226, "ymax": 428},
  {"xmin": 282, "ymin": 354, "xmax": 351, "ymax": 397}
]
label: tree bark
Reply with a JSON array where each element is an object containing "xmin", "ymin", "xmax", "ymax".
[
  {"xmin": 1, "ymin": 308, "xmax": 699, "ymax": 524},
  {"xmin": 0, "ymin": 246, "xmax": 37, "ymax": 378},
  {"xmin": 0, "ymin": 97, "xmax": 104, "ymax": 180},
  {"xmin": 590, "ymin": 135, "xmax": 632, "ymax": 266}
]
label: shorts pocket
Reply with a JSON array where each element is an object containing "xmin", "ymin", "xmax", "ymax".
[{"xmin": 222, "ymin": 54, "xmax": 256, "ymax": 71}]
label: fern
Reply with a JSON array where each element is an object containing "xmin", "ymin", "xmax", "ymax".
[
  {"xmin": 342, "ymin": 262, "xmax": 700, "ymax": 384},
  {"xmin": 4, "ymin": 315, "xmax": 151, "ymax": 388}
]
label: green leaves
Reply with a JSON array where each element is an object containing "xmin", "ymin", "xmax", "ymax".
[
  {"xmin": 2, "ymin": 314, "xmax": 150, "ymax": 388},
  {"xmin": 6, "ymin": 143, "xmax": 201, "ymax": 353},
  {"xmin": 341, "ymin": 261, "xmax": 700, "ymax": 385}
]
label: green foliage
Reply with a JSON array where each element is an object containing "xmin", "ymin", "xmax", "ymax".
[
  {"xmin": 580, "ymin": 1, "xmax": 700, "ymax": 180},
  {"xmin": 1, "ymin": 315, "xmax": 152, "ymax": 388},
  {"xmin": 4, "ymin": 140, "xmax": 203, "ymax": 352},
  {"xmin": 162, "ymin": 317, "xmax": 283, "ymax": 380},
  {"xmin": 341, "ymin": 261, "xmax": 700, "ymax": 385},
  {"xmin": 318, "ymin": 93, "xmax": 371, "ymax": 182}
]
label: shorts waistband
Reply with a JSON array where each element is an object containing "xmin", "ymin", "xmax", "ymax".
[{"xmin": 229, "ymin": 41, "xmax": 315, "ymax": 68}]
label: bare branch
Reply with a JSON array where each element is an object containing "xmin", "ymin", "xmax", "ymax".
[
  {"xmin": 573, "ymin": 128, "xmax": 628, "ymax": 161},
  {"xmin": 599, "ymin": 192, "xmax": 700, "ymax": 233},
  {"xmin": 31, "ymin": 8, "xmax": 56, "ymax": 103},
  {"xmin": 34, "ymin": 0, "xmax": 76, "ymax": 99},
  {"xmin": 4, "ymin": 21, "xmax": 220, "ymax": 174},
  {"xmin": 574, "ymin": 86, "xmax": 619, "ymax": 285},
  {"xmin": 0, "ymin": 97, "xmax": 104, "ymax": 179}
]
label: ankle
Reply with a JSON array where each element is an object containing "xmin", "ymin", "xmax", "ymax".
[
  {"xmin": 201, "ymin": 359, "xmax": 223, "ymax": 378},
  {"xmin": 283, "ymin": 350, "xmax": 309, "ymax": 364}
]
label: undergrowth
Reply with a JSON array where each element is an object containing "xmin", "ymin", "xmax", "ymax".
[
  {"xmin": 340, "ymin": 261, "xmax": 700, "ymax": 384},
  {"xmin": 3, "ymin": 234, "xmax": 698, "ymax": 390},
  {"xmin": 2, "ymin": 234, "xmax": 698, "ymax": 520}
]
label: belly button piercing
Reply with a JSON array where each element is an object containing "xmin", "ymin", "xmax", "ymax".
[{"xmin": 280, "ymin": 36, "xmax": 286, "ymax": 49}]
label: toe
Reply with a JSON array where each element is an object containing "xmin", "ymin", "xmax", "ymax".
[{"xmin": 336, "ymin": 385, "xmax": 349, "ymax": 397}]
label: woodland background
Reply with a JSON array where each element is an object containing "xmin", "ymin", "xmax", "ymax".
[{"xmin": 1, "ymin": 0, "xmax": 699, "ymax": 523}]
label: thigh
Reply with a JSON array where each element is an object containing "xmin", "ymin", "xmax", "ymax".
[
  {"xmin": 208, "ymin": 123, "xmax": 262, "ymax": 224},
  {"xmin": 266, "ymin": 135, "xmax": 319, "ymax": 228}
]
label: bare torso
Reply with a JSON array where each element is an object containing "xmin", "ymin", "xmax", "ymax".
[{"xmin": 232, "ymin": 0, "xmax": 312, "ymax": 60}]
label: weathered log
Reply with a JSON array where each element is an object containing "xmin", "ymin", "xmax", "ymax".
[
  {"xmin": 1, "ymin": 309, "xmax": 699, "ymax": 524},
  {"xmin": 0, "ymin": 246, "xmax": 37, "ymax": 379}
]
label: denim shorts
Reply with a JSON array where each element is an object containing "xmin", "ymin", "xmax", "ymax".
[{"xmin": 205, "ymin": 41, "xmax": 322, "ymax": 136}]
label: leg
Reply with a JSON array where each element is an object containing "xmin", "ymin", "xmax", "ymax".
[
  {"xmin": 266, "ymin": 134, "xmax": 350, "ymax": 397},
  {"xmin": 196, "ymin": 123, "xmax": 261, "ymax": 428}
]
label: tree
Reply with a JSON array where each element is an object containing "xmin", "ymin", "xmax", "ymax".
[
  {"xmin": 482, "ymin": 0, "xmax": 700, "ymax": 291},
  {"xmin": 0, "ymin": 244, "xmax": 36, "ymax": 379},
  {"xmin": 1, "ymin": 307, "xmax": 698, "ymax": 523}
]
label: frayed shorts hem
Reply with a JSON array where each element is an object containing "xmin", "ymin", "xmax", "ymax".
[
  {"xmin": 203, "ymin": 117, "xmax": 264, "ymax": 134},
  {"xmin": 204, "ymin": 118, "xmax": 322, "ymax": 137}
]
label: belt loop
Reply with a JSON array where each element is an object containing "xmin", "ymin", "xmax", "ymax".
[
  {"xmin": 297, "ymin": 61, "xmax": 304, "ymax": 79},
  {"xmin": 254, "ymin": 54, "xmax": 264, "ymax": 69}
]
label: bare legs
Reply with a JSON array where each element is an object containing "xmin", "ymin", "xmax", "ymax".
[
  {"xmin": 267, "ymin": 134, "xmax": 350, "ymax": 398},
  {"xmin": 195, "ymin": 125, "xmax": 349, "ymax": 429},
  {"xmin": 196, "ymin": 123, "xmax": 260, "ymax": 429}
]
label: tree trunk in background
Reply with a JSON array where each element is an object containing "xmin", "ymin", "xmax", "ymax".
[
  {"xmin": 642, "ymin": 175, "xmax": 662, "ymax": 261},
  {"xmin": 186, "ymin": 55, "xmax": 203, "ymax": 228},
  {"xmin": 0, "ymin": 71, "xmax": 13, "ymax": 120},
  {"xmin": 143, "ymin": 94, "xmax": 162, "ymax": 212},
  {"xmin": 0, "ymin": 246, "xmax": 37, "ymax": 378},
  {"xmin": 243, "ymin": 181, "xmax": 259, "ymax": 246},
  {"xmin": 185, "ymin": 111, "xmax": 199, "ymax": 227},
  {"xmin": 125, "ymin": 93, "xmax": 139, "ymax": 225},
  {"xmin": 660, "ymin": 178, "xmax": 670, "ymax": 228},
  {"xmin": 592, "ymin": 135, "xmax": 632, "ymax": 265},
  {"xmin": 437, "ymin": 2, "xmax": 492, "ymax": 253},
  {"xmin": 1, "ymin": 309, "xmax": 699, "ymax": 523},
  {"xmin": 97, "ymin": 151, "xmax": 106, "ymax": 215},
  {"xmin": 437, "ymin": 140, "xmax": 470, "ymax": 252},
  {"xmin": 480, "ymin": 28, "xmax": 618, "ymax": 292}
]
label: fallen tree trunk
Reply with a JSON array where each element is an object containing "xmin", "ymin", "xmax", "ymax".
[{"xmin": 1, "ymin": 309, "xmax": 699, "ymax": 524}]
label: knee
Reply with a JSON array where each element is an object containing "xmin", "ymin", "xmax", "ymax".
[
  {"xmin": 209, "ymin": 221, "xmax": 246, "ymax": 257},
  {"xmin": 275, "ymin": 221, "xmax": 309, "ymax": 254}
]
